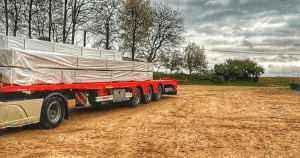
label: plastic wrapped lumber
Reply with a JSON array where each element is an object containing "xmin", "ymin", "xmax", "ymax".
[
  {"xmin": 7, "ymin": 36, "xmax": 24, "ymax": 50},
  {"xmin": 106, "ymin": 60, "xmax": 133, "ymax": 71},
  {"xmin": 54, "ymin": 42, "xmax": 81, "ymax": 56},
  {"xmin": 0, "ymin": 36, "xmax": 7, "ymax": 49},
  {"xmin": 101, "ymin": 49, "xmax": 115, "ymax": 60},
  {"xmin": 111, "ymin": 71, "xmax": 133, "ymax": 82},
  {"xmin": 0, "ymin": 49, "xmax": 78, "ymax": 69},
  {"xmin": 147, "ymin": 72, "xmax": 153, "ymax": 80},
  {"xmin": 75, "ymin": 70, "xmax": 111, "ymax": 83},
  {"xmin": 82, "ymin": 47, "xmax": 101, "ymax": 59},
  {"xmin": 134, "ymin": 61, "xmax": 148, "ymax": 71},
  {"xmin": 0, "ymin": 67, "xmax": 63, "ymax": 85},
  {"xmin": 77, "ymin": 56, "xmax": 106, "ymax": 70},
  {"xmin": 15, "ymin": 49, "xmax": 78, "ymax": 69},
  {"xmin": 133, "ymin": 71, "xmax": 148, "ymax": 81},
  {"xmin": 147, "ymin": 62, "xmax": 153, "ymax": 72},
  {"xmin": 62, "ymin": 70, "xmax": 76, "ymax": 84},
  {"xmin": 25, "ymin": 38, "xmax": 54, "ymax": 52},
  {"xmin": 0, "ymin": 49, "xmax": 14, "ymax": 67},
  {"xmin": 114, "ymin": 51, "xmax": 122, "ymax": 61}
]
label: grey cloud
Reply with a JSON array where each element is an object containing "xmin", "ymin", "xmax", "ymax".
[{"xmin": 241, "ymin": 40, "xmax": 254, "ymax": 49}]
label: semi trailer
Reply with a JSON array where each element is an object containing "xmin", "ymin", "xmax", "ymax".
[
  {"xmin": 0, "ymin": 35, "xmax": 177, "ymax": 130},
  {"xmin": 0, "ymin": 79, "xmax": 177, "ymax": 130}
]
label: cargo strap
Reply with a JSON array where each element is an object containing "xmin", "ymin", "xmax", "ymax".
[{"xmin": 75, "ymin": 91, "xmax": 88, "ymax": 106}]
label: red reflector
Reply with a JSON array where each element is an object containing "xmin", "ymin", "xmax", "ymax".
[{"xmin": 67, "ymin": 102, "xmax": 70, "ymax": 106}]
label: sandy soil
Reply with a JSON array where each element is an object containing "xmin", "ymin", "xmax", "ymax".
[{"xmin": 1, "ymin": 85, "xmax": 300, "ymax": 158}]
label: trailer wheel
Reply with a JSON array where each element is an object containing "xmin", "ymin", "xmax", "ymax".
[
  {"xmin": 40, "ymin": 96, "xmax": 65, "ymax": 129},
  {"xmin": 131, "ymin": 88, "xmax": 141, "ymax": 107},
  {"xmin": 153, "ymin": 85, "xmax": 163, "ymax": 101},
  {"xmin": 142, "ymin": 86, "xmax": 152, "ymax": 104}
]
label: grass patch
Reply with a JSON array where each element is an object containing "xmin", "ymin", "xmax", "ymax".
[{"xmin": 153, "ymin": 72, "xmax": 300, "ymax": 87}]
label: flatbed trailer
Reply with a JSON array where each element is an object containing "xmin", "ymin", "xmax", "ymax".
[{"xmin": 0, "ymin": 79, "xmax": 177, "ymax": 130}]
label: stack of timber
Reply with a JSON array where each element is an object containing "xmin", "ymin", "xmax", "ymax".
[{"xmin": 0, "ymin": 35, "xmax": 153, "ymax": 86}]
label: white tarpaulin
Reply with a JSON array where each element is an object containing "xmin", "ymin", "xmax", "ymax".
[
  {"xmin": 114, "ymin": 51, "xmax": 122, "ymax": 60},
  {"xmin": 7, "ymin": 36, "xmax": 24, "ymax": 50},
  {"xmin": 133, "ymin": 71, "xmax": 148, "ymax": 81},
  {"xmin": 82, "ymin": 47, "xmax": 101, "ymax": 59},
  {"xmin": 106, "ymin": 60, "xmax": 134, "ymax": 71},
  {"xmin": 0, "ymin": 67, "xmax": 63, "ymax": 85},
  {"xmin": 77, "ymin": 56, "xmax": 106, "ymax": 70},
  {"xmin": 147, "ymin": 63, "xmax": 153, "ymax": 72},
  {"xmin": 0, "ymin": 36, "xmax": 7, "ymax": 49},
  {"xmin": 101, "ymin": 49, "xmax": 115, "ymax": 60},
  {"xmin": 111, "ymin": 71, "xmax": 133, "ymax": 82},
  {"xmin": 62, "ymin": 70, "xmax": 76, "ymax": 84},
  {"xmin": 76, "ymin": 70, "xmax": 111, "ymax": 83},
  {"xmin": 54, "ymin": 42, "xmax": 81, "ymax": 56},
  {"xmin": 25, "ymin": 38, "xmax": 54, "ymax": 52},
  {"xmin": 147, "ymin": 72, "xmax": 153, "ymax": 80},
  {"xmin": 134, "ymin": 61, "xmax": 148, "ymax": 72},
  {"xmin": 0, "ymin": 49, "xmax": 78, "ymax": 69}
]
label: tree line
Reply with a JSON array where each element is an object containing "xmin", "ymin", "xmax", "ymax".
[{"xmin": 0, "ymin": 0, "xmax": 186, "ymax": 63}]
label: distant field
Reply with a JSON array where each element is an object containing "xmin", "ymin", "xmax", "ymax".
[
  {"xmin": 255, "ymin": 77, "xmax": 300, "ymax": 87},
  {"xmin": 185, "ymin": 77, "xmax": 300, "ymax": 87}
]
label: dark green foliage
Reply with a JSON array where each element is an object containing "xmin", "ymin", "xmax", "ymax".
[{"xmin": 213, "ymin": 58, "xmax": 264, "ymax": 83}]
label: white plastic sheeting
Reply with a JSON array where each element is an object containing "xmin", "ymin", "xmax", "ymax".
[
  {"xmin": 76, "ymin": 70, "xmax": 111, "ymax": 83},
  {"xmin": 25, "ymin": 38, "xmax": 54, "ymax": 52},
  {"xmin": 0, "ymin": 35, "xmax": 123, "ymax": 60},
  {"xmin": 82, "ymin": 47, "xmax": 101, "ymax": 58},
  {"xmin": 7, "ymin": 36, "xmax": 24, "ymax": 50},
  {"xmin": 77, "ymin": 56, "xmax": 106, "ymax": 70},
  {"xmin": 0, "ymin": 36, "xmax": 7, "ymax": 49},
  {"xmin": 62, "ymin": 70, "xmax": 76, "ymax": 84},
  {"xmin": 115, "ymin": 51, "xmax": 122, "ymax": 60},
  {"xmin": 133, "ymin": 71, "xmax": 148, "ymax": 81},
  {"xmin": 147, "ymin": 72, "xmax": 153, "ymax": 80},
  {"xmin": 54, "ymin": 43, "xmax": 81, "ymax": 56},
  {"xmin": 106, "ymin": 60, "xmax": 134, "ymax": 71},
  {"xmin": 0, "ymin": 67, "xmax": 152, "ymax": 85},
  {"xmin": 134, "ymin": 61, "xmax": 148, "ymax": 71},
  {"xmin": 101, "ymin": 49, "xmax": 115, "ymax": 60},
  {"xmin": 111, "ymin": 71, "xmax": 133, "ymax": 82},
  {"xmin": 0, "ymin": 49, "xmax": 77, "ymax": 69},
  {"xmin": 147, "ymin": 63, "xmax": 153, "ymax": 72},
  {"xmin": 0, "ymin": 35, "xmax": 153, "ymax": 85},
  {"xmin": 0, "ymin": 67, "xmax": 63, "ymax": 85}
]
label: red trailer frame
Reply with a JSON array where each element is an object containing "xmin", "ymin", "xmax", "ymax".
[{"xmin": 0, "ymin": 79, "xmax": 177, "ymax": 130}]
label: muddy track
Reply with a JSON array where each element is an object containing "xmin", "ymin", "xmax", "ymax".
[{"xmin": 1, "ymin": 85, "xmax": 300, "ymax": 157}]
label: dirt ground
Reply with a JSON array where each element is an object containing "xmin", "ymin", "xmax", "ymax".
[{"xmin": 1, "ymin": 85, "xmax": 300, "ymax": 158}]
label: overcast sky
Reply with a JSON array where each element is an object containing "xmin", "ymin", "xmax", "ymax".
[{"xmin": 151, "ymin": 0, "xmax": 300, "ymax": 77}]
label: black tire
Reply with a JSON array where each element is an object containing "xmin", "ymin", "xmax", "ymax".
[
  {"xmin": 40, "ymin": 96, "xmax": 65, "ymax": 129},
  {"xmin": 153, "ymin": 85, "xmax": 163, "ymax": 101},
  {"xmin": 131, "ymin": 88, "xmax": 142, "ymax": 107},
  {"xmin": 88, "ymin": 95, "xmax": 102, "ymax": 107},
  {"xmin": 142, "ymin": 86, "xmax": 152, "ymax": 104}
]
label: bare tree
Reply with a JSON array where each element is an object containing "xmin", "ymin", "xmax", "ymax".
[
  {"xmin": 71, "ymin": 0, "xmax": 92, "ymax": 45},
  {"xmin": 89, "ymin": 0, "xmax": 121, "ymax": 50},
  {"xmin": 7, "ymin": 0, "xmax": 25, "ymax": 36},
  {"xmin": 62, "ymin": 0, "xmax": 68, "ymax": 43},
  {"xmin": 184, "ymin": 43, "xmax": 208, "ymax": 74},
  {"xmin": 48, "ymin": 0, "xmax": 52, "ymax": 41},
  {"xmin": 139, "ymin": 4, "xmax": 184, "ymax": 62},
  {"xmin": 119, "ymin": 0, "xmax": 154, "ymax": 61},
  {"xmin": 4, "ymin": 0, "xmax": 8, "ymax": 35}
]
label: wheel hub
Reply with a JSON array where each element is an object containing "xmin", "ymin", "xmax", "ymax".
[{"xmin": 47, "ymin": 102, "xmax": 61, "ymax": 123}]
